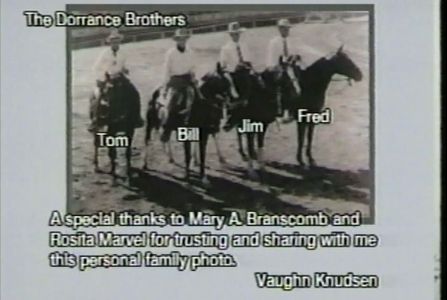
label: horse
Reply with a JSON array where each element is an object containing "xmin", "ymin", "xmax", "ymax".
[
  {"xmin": 225, "ymin": 62, "xmax": 284, "ymax": 178},
  {"xmin": 143, "ymin": 63, "xmax": 238, "ymax": 186},
  {"xmin": 90, "ymin": 74, "xmax": 141, "ymax": 179},
  {"xmin": 291, "ymin": 45, "xmax": 363, "ymax": 166}
]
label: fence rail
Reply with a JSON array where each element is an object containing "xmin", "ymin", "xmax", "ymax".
[{"xmin": 69, "ymin": 11, "xmax": 366, "ymax": 50}]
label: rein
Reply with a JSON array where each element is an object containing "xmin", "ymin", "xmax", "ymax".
[
  {"xmin": 329, "ymin": 75, "xmax": 353, "ymax": 96},
  {"xmin": 331, "ymin": 75, "xmax": 353, "ymax": 86}
]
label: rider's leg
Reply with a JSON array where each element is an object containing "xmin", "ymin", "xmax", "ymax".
[
  {"xmin": 183, "ymin": 86, "xmax": 195, "ymax": 125},
  {"xmin": 88, "ymin": 88, "xmax": 100, "ymax": 132}
]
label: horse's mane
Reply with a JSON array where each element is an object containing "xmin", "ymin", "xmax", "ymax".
[
  {"xmin": 201, "ymin": 71, "xmax": 218, "ymax": 82},
  {"xmin": 304, "ymin": 51, "xmax": 343, "ymax": 73},
  {"xmin": 305, "ymin": 57, "xmax": 329, "ymax": 72}
]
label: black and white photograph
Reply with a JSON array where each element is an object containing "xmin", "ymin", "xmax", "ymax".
[{"xmin": 68, "ymin": 5, "xmax": 373, "ymax": 219}]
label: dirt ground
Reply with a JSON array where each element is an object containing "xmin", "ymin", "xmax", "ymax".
[{"xmin": 69, "ymin": 17, "xmax": 372, "ymax": 219}]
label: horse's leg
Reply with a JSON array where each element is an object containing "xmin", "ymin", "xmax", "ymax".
[
  {"xmin": 107, "ymin": 126, "xmax": 118, "ymax": 177},
  {"xmin": 93, "ymin": 133, "xmax": 100, "ymax": 172},
  {"xmin": 109, "ymin": 145, "xmax": 117, "ymax": 177},
  {"xmin": 190, "ymin": 141, "xmax": 200, "ymax": 168},
  {"xmin": 256, "ymin": 123, "xmax": 268, "ymax": 170},
  {"xmin": 125, "ymin": 129, "xmax": 134, "ymax": 178},
  {"xmin": 296, "ymin": 122, "xmax": 306, "ymax": 166},
  {"xmin": 246, "ymin": 133, "xmax": 258, "ymax": 180},
  {"xmin": 145, "ymin": 116, "xmax": 152, "ymax": 145},
  {"xmin": 199, "ymin": 132, "xmax": 211, "ymax": 187},
  {"xmin": 162, "ymin": 131, "xmax": 174, "ymax": 163},
  {"xmin": 306, "ymin": 123, "xmax": 316, "ymax": 166},
  {"xmin": 183, "ymin": 141, "xmax": 191, "ymax": 181},
  {"xmin": 237, "ymin": 131, "xmax": 247, "ymax": 161},
  {"xmin": 143, "ymin": 140, "xmax": 150, "ymax": 170},
  {"xmin": 212, "ymin": 133, "xmax": 226, "ymax": 164},
  {"xmin": 167, "ymin": 140, "xmax": 174, "ymax": 163}
]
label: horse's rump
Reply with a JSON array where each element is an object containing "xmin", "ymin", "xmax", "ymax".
[{"xmin": 146, "ymin": 88, "xmax": 163, "ymax": 130}]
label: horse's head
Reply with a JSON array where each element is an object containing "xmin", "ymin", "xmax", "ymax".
[{"xmin": 330, "ymin": 45, "xmax": 362, "ymax": 82}]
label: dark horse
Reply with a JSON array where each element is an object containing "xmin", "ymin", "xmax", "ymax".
[
  {"xmin": 291, "ymin": 46, "xmax": 363, "ymax": 166},
  {"xmin": 226, "ymin": 62, "xmax": 284, "ymax": 178},
  {"xmin": 90, "ymin": 75, "xmax": 141, "ymax": 178},
  {"xmin": 144, "ymin": 63, "xmax": 238, "ymax": 186}
]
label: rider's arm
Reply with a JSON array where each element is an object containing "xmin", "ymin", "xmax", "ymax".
[
  {"xmin": 219, "ymin": 46, "xmax": 229, "ymax": 70},
  {"xmin": 161, "ymin": 49, "xmax": 173, "ymax": 97},
  {"xmin": 242, "ymin": 44, "xmax": 252, "ymax": 65},
  {"xmin": 266, "ymin": 38, "xmax": 277, "ymax": 69},
  {"xmin": 120, "ymin": 52, "xmax": 129, "ymax": 75},
  {"xmin": 93, "ymin": 49, "xmax": 108, "ymax": 82}
]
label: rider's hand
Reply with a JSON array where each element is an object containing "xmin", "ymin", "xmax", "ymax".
[{"xmin": 162, "ymin": 87, "xmax": 168, "ymax": 99}]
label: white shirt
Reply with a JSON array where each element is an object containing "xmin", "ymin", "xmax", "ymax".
[
  {"xmin": 219, "ymin": 40, "xmax": 251, "ymax": 72},
  {"xmin": 162, "ymin": 46, "xmax": 196, "ymax": 86},
  {"xmin": 93, "ymin": 48, "xmax": 127, "ymax": 81},
  {"xmin": 266, "ymin": 36, "xmax": 293, "ymax": 68}
]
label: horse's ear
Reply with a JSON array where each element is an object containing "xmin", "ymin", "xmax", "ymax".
[
  {"xmin": 216, "ymin": 62, "xmax": 223, "ymax": 74},
  {"xmin": 337, "ymin": 44, "xmax": 344, "ymax": 54},
  {"xmin": 279, "ymin": 55, "xmax": 284, "ymax": 66},
  {"xmin": 289, "ymin": 55, "xmax": 299, "ymax": 65}
]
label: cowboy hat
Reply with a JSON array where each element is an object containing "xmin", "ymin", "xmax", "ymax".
[
  {"xmin": 227, "ymin": 22, "xmax": 246, "ymax": 33},
  {"xmin": 277, "ymin": 18, "xmax": 292, "ymax": 27},
  {"xmin": 106, "ymin": 29, "xmax": 124, "ymax": 43},
  {"xmin": 172, "ymin": 28, "xmax": 191, "ymax": 40}
]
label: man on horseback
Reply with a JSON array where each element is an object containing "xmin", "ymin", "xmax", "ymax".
[
  {"xmin": 159, "ymin": 28, "xmax": 199, "ymax": 142},
  {"xmin": 266, "ymin": 18, "xmax": 304, "ymax": 123},
  {"xmin": 219, "ymin": 21, "xmax": 252, "ymax": 131},
  {"xmin": 89, "ymin": 29, "xmax": 143, "ymax": 132}
]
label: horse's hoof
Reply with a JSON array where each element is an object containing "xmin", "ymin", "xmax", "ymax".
[
  {"xmin": 183, "ymin": 175, "xmax": 192, "ymax": 188},
  {"xmin": 111, "ymin": 177, "xmax": 119, "ymax": 187},
  {"xmin": 218, "ymin": 157, "xmax": 227, "ymax": 165},
  {"xmin": 94, "ymin": 166, "xmax": 100, "ymax": 173},
  {"xmin": 247, "ymin": 169, "xmax": 259, "ymax": 181},
  {"xmin": 168, "ymin": 158, "xmax": 175, "ymax": 164},
  {"xmin": 190, "ymin": 160, "xmax": 199, "ymax": 168},
  {"xmin": 309, "ymin": 159, "xmax": 317, "ymax": 168},
  {"xmin": 201, "ymin": 177, "xmax": 211, "ymax": 189}
]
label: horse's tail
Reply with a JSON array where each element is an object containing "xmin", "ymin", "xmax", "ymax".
[
  {"xmin": 145, "ymin": 88, "xmax": 162, "ymax": 143},
  {"xmin": 89, "ymin": 92, "xmax": 97, "ymax": 121}
]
